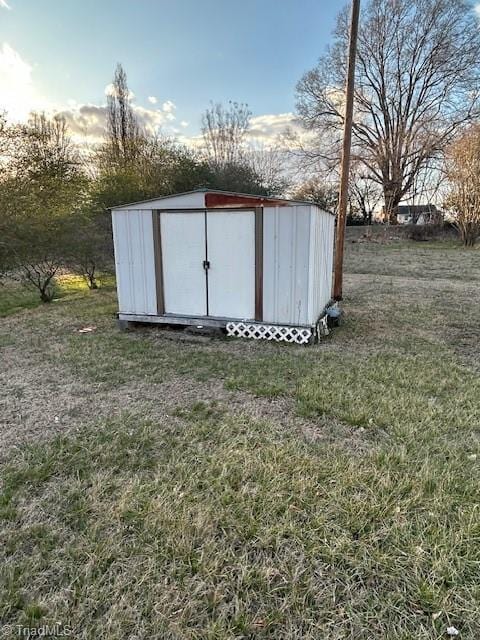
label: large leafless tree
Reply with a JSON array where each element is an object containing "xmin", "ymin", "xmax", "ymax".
[
  {"xmin": 106, "ymin": 63, "xmax": 141, "ymax": 164},
  {"xmin": 201, "ymin": 101, "xmax": 251, "ymax": 169},
  {"xmin": 201, "ymin": 101, "xmax": 287, "ymax": 195},
  {"xmin": 296, "ymin": 0, "xmax": 480, "ymax": 221}
]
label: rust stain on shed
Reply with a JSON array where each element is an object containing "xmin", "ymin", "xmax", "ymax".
[{"xmin": 205, "ymin": 193, "xmax": 288, "ymax": 209}]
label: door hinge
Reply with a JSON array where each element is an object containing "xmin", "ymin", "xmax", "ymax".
[{"xmin": 203, "ymin": 260, "xmax": 210, "ymax": 270}]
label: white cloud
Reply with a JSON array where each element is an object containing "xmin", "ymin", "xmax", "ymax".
[
  {"xmin": 246, "ymin": 112, "xmax": 308, "ymax": 149},
  {"xmin": 180, "ymin": 112, "xmax": 307, "ymax": 152},
  {"xmin": 475, "ymin": 3, "xmax": 480, "ymax": 17},
  {"xmin": 180, "ymin": 132, "xmax": 203, "ymax": 149},
  {"xmin": 0, "ymin": 0, "xmax": 11, "ymax": 9},
  {"xmin": 56, "ymin": 101, "xmax": 180, "ymax": 145},
  {"xmin": 55, "ymin": 106, "xmax": 307, "ymax": 154},
  {"xmin": 0, "ymin": 43, "xmax": 48, "ymax": 120},
  {"xmin": 0, "ymin": 44, "xmax": 301, "ymax": 154},
  {"xmin": 249, "ymin": 112, "xmax": 297, "ymax": 136},
  {"xmin": 160, "ymin": 100, "xmax": 176, "ymax": 121},
  {"xmin": 55, "ymin": 103, "xmax": 108, "ymax": 143},
  {"xmin": 135, "ymin": 104, "xmax": 174, "ymax": 132},
  {"xmin": 162, "ymin": 100, "xmax": 176, "ymax": 112}
]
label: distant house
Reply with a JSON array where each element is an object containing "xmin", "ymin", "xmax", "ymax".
[{"xmin": 379, "ymin": 204, "xmax": 442, "ymax": 224}]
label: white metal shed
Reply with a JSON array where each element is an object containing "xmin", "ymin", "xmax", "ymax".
[{"xmin": 111, "ymin": 189, "xmax": 335, "ymax": 343}]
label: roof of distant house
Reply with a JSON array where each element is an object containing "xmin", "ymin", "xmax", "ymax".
[{"xmin": 396, "ymin": 204, "xmax": 439, "ymax": 215}]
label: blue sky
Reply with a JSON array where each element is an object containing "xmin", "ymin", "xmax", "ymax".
[{"xmin": 0, "ymin": 0, "xmax": 346, "ymax": 142}]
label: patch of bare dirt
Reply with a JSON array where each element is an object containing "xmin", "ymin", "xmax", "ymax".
[{"xmin": 0, "ymin": 333, "xmax": 374, "ymax": 465}]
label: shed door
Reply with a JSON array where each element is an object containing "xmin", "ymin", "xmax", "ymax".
[
  {"xmin": 160, "ymin": 211, "xmax": 207, "ymax": 315},
  {"xmin": 206, "ymin": 210, "xmax": 255, "ymax": 319}
]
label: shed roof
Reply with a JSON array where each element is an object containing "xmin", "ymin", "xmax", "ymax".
[{"xmin": 110, "ymin": 188, "xmax": 334, "ymax": 214}]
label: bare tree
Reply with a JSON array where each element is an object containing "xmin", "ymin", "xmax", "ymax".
[
  {"xmin": 69, "ymin": 212, "xmax": 112, "ymax": 289},
  {"xmin": 201, "ymin": 101, "xmax": 287, "ymax": 195},
  {"xmin": 296, "ymin": 0, "xmax": 480, "ymax": 222},
  {"xmin": 106, "ymin": 63, "xmax": 141, "ymax": 164},
  {"xmin": 202, "ymin": 101, "xmax": 251, "ymax": 169},
  {"xmin": 292, "ymin": 178, "xmax": 338, "ymax": 212},
  {"xmin": 445, "ymin": 124, "xmax": 480, "ymax": 247},
  {"xmin": 349, "ymin": 164, "xmax": 382, "ymax": 224},
  {"xmin": 409, "ymin": 161, "xmax": 447, "ymax": 211},
  {"xmin": 249, "ymin": 142, "xmax": 289, "ymax": 195}
]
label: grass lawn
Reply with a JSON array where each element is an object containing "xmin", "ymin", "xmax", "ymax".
[
  {"xmin": 0, "ymin": 238, "xmax": 479, "ymax": 639},
  {"xmin": 0, "ymin": 274, "xmax": 115, "ymax": 318}
]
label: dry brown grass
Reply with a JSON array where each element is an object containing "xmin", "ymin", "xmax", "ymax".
[{"xmin": 0, "ymin": 238, "xmax": 479, "ymax": 639}]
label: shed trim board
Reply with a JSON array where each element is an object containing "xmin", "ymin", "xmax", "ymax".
[
  {"xmin": 151, "ymin": 210, "xmax": 165, "ymax": 315},
  {"xmin": 254, "ymin": 207, "xmax": 263, "ymax": 321},
  {"xmin": 153, "ymin": 207, "xmax": 259, "ymax": 321},
  {"xmin": 118, "ymin": 313, "xmax": 316, "ymax": 329},
  {"xmin": 204, "ymin": 209, "xmax": 209, "ymax": 315}
]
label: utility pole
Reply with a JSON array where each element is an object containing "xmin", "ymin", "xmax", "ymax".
[{"xmin": 333, "ymin": 0, "xmax": 360, "ymax": 301}]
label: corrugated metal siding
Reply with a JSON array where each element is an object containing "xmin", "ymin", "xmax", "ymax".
[
  {"xmin": 307, "ymin": 207, "xmax": 334, "ymax": 323},
  {"xmin": 112, "ymin": 192, "xmax": 205, "ymax": 211},
  {"xmin": 111, "ymin": 202, "xmax": 334, "ymax": 325},
  {"xmin": 160, "ymin": 211, "xmax": 207, "ymax": 316},
  {"xmin": 262, "ymin": 205, "xmax": 311, "ymax": 325},
  {"xmin": 112, "ymin": 209, "xmax": 157, "ymax": 315},
  {"xmin": 207, "ymin": 210, "xmax": 256, "ymax": 319}
]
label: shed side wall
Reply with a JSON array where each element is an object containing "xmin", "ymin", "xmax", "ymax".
[
  {"xmin": 262, "ymin": 205, "xmax": 311, "ymax": 325},
  {"xmin": 112, "ymin": 209, "xmax": 157, "ymax": 315},
  {"xmin": 307, "ymin": 207, "xmax": 335, "ymax": 323}
]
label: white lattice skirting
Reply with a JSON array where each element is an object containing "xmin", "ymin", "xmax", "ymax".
[{"xmin": 226, "ymin": 322, "xmax": 312, "ymax": 344}]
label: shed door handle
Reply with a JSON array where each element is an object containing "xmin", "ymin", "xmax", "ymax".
[{"xmin": 203, "ymin": 260, "xmax": 210, "ymax": 270}]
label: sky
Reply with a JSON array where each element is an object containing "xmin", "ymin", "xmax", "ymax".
[{"xmin": 0, "ymin": 0, "xmax": 347, "ymax": 146}]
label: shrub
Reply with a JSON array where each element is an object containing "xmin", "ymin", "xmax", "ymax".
[{"xmin": 408, "ymin": 225, "xmax": 430, "ymax": 241}]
